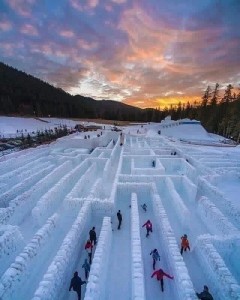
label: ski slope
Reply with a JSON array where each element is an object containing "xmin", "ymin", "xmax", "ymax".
[{"xmin": 0, "ymin": 117, "xmax": 240, "ymax": 300}]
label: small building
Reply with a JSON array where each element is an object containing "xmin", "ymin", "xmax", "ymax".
[
  {"xmin": 85, "ymin": 125, "xmax": 102, "ymax": 131},
  {"xmin": 75, "ymin": 124, "xmax": 102, "ymax": 132},
  {"xmin": 74, "ymin": 124, "xmax": 85, "ymax": 132}
]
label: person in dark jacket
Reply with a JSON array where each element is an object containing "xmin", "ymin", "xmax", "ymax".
[
  {"xmin": 196, "ymin": 285, "xmax": 214, "ymax": 300},
  {"xmin": 151, "ymin": 268, "xmax": 174, "ymax": 292},
  {"xmin": 89, "ymin": 227, "xmax": 97, "ymax": 245},
  {"xmin": 141, "ymin": 203, "xmax": 147, "ymax": 212},
  {"xmin": 180, "ymin": 234, "xmax": 190, "ymax": 255},
  {"xmin": 150, "ymin": 248, "xmax": 160, "ymax": 270},
  {"xmin": 82, "ymin": 258, "xmax": 90, "ymax": 279},
  {"xmin": 69, "ymin": 271, "xmax": 86, "ymax": 300},
  {"xmin": 117, "ymin": 210, "xmax": 122, "ymax": 229}
]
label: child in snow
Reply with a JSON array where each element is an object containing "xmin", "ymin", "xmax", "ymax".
[
  {"xmin": 196, "ymin": 285, "xmax": 214, "ymax": 300},
  {"xmin": 151, "ymin": 268, "xmax": 174, "ymax": 292},
  {"xmin": 150, "ymin": 249, "xmax": 160, "ymax": 270},
  {"xmin": 152, "ymin": 160, "xmax": 156, "ymax": 167},
  {"xmin": 82, "ymin": 258, "xmax": 90, "ymax": 279},
  {"xmin": 180, "ymin": 234, "xmax": 190, "ymax": 255},
  {"xmin": 141, "ymin": 203, "xmax": 147, "ymax": 212},
  {"xmin": 142, "ymin": 220, "xmax": 153, "ymax": 237},
  {"xmin": 85, "ymin": 239, "xmax": 93, "ymax": 264}
]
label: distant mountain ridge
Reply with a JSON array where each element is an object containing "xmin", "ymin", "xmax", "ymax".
[{"xmin": 0, "ymin": 62, "xmax": 161, "ymax": 122}]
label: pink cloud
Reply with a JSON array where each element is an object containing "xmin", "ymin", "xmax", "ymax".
[
  {"xmin": 0, "ymin": 41, "xmax": 23, "ymax": 56},
  {"xmin": 105, "ymin": 4, "xmax": 113, "ymax": 12},
  {"xmin": 77, "ymin": 39, "xmax": 98, "ymax": 50},
  {"xmin": 112, "ymin": 0, "xmax": 127, "ymax": 3},
  {"xmin": 88, "ymin": 0, "xmax": 99, "ymax": 8},
  {"xmin": 59, "ymin": 30, "xmax": 75, "ymax": 38},
  {"xmin": 70, "ymin": 0, "xmax": 83, "ymax": 11},
  {"xmin": 20, "ymin": 24, "xmax": 38, "ymax": 36},
  {"xmin": 70, "ymin": 0, "xmax": 98, "ymax": 11},
  {"xmin": 0, "ymin": 20, "xmax": 12, "ymax": 31},
  {"xmin": 6, "ymin": 0, "xmax": 36, "ymax": 17}
]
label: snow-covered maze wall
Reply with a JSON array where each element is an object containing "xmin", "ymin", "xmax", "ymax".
[
  {"xmin": 130, "ymin": 193, "xmax": 145, "ymax": 300},
  {"xmin": 84, "ymin": 217, "xmax": 112, "ymax": 300},
  {"xmin": 0, "ymin": 131, "xmax": 239, "ymax": 300}
]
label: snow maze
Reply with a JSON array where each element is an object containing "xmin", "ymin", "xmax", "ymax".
[{"xmin": 0, "ymin": 131, "xmax": 240, "ymax": 300}]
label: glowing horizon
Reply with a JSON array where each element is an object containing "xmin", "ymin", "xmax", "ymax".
[{"xmin": 0, "ymin": 0, "xmax": 239, "ymax": 109}]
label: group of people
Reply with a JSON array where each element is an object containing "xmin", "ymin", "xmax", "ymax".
[
  {"xmin": 142, "ymin": 216, "xmax": 174, "ymax": 292},
  {"xmin": 180, "ymin": 235, "xmax": 214, "ymax": 299},
  {"xmin": 69, "ymin": 226, "xmax": 97, "ymax": 300},
  {"xmin": 69, "ymin": 215, "xmax": 214, "ymax": 299},
  {"xmin": 141, "ymin": 211, "xmax": 213, "ymax": 298}
]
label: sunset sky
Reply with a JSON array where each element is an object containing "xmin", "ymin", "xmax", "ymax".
[{"xmin": 0, "ymin": 0, "xmax": 240, "ymax": 109}]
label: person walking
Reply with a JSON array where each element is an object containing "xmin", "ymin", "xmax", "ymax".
[
  {"xmin": 141, "ymin": 203, "xmax": 147, "ymax": 212},
  {"xmin": 69, "ymin": 271, "xmax": 86, "ymax": 300},
  {"xmin": 150, "ymin": 249, "xmax": 160, "ymax": 270},
  {"xmin": 117, "ymin": 210, "xmax": 122, "ymax": 230},
  {"xmin": 82, "ymin": 258, "xmax": 90, "ymax": 280},
  {"xmin": 85, "ymin": 239, "xmax": 93, "ymax": 264},
  {"xmin": 180, "ymin": 234, "xmax": 190, "ymax": 255},
  {"xmin": 196, "ymin": 285, "xmax": 214, "ymax": 300},
  {"xmin": 142, "ymin": 220, "xmax": 153, "ymax": 237},
  {"xmin": 151, "ymin": 268, "xmax": 174, "ymax": 292},
  {"xmin": 89, "ymin": 227, "xmax": 97, "ymax": 245}
]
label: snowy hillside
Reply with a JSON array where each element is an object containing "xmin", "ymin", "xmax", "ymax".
[{"xmin": 0, "ymin": 117, "xmax": 240, "ymax": 300}]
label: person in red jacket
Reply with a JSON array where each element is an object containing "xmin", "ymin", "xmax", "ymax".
[
  {"xmin": 180, "ymin": 234, "xmax": 190, "ymax": 255},
  {"xmin": 85, "ymin": 239, "xmax": 93, "ymax": 264},
  {"xmin": 142, "ymin": 220, "xmax": 152, "ymax": 237},
  {"xmin": 151, "ymin": 268, "xmax": 174, "ymax": 292}
]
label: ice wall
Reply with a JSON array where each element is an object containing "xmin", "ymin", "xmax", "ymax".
[
  {"xmin": 131, "ymin": 193, "xmax": 146, "ymax": 300},
  {"xmin": 84, "ymin": 217, "xmax": 112, "ymax": 300},
  {"xmin": 32, "ymin": 202, "xmax": 91, "ymax": 300},
  {"xmin": 151, "ymin": 184, "xmax": 197, "ymax": 300},
  {"xmin": 0, "ymin": 214, "xmax": 59, "ymax": 299}
]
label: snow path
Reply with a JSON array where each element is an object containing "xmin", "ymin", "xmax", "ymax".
[
  {"xmin": 156, "ymin": 178, "xmax": 211, "ymax": 291},
  {"xmin": 137, "ymin": 189, "xmax": 177, "ymax": 299},
  {"xmin": 63, "ymin": 216, "xmax": 103, "ymax": 300},
  {"xmin": 106, "ymin": 194, "xmax": 131, "ymax": 300}
]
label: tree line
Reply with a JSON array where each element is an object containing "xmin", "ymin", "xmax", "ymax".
[
  {"xmin": 170, "ymin": 83, "xmax": 240, "ymax": 142},
  {"xmin": 0, "ymin": 62, "xmax": 240, "ymax": 142}
]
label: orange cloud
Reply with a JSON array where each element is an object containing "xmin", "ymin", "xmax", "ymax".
[{"xmin": 123, "ymin": 95, "xmax": 201, "ymax": 109}]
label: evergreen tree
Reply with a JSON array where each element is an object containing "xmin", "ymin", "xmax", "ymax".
[
  {"xmin": 201, "ymin": 86, "xmax": 211, "ymax": 107},
  {"xmin": 210, "ymin": 83, "xmax": 220, "ymax": 106}
]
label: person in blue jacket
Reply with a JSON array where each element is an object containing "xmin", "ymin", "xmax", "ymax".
[
  {"xmin": 150, "ymin": 248, "xmax": 160, "ymax": 270},
  {"xmin": 82, "ymin": 258, "xmax": 90, "ymax": 279},
  {"xmin": 69, "ymin": 271, "xmax": 86, "ymax": 300}
]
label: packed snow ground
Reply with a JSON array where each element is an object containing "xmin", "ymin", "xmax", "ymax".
[{"xmin": 0, "ymin": 117, "xmax": 240, "ymax": 300}]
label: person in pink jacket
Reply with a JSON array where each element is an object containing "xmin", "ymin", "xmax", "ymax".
[
  {"xmin": 142, "ymin": 220, "xmax": 152, "ymax": 237},
  {"xmin": 85, "ymin": 239, "xmax": 93, "ymax": 264},
  {"xmin": 151, "ymin": 268, "xmax": 174, "ymax": 292}
]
